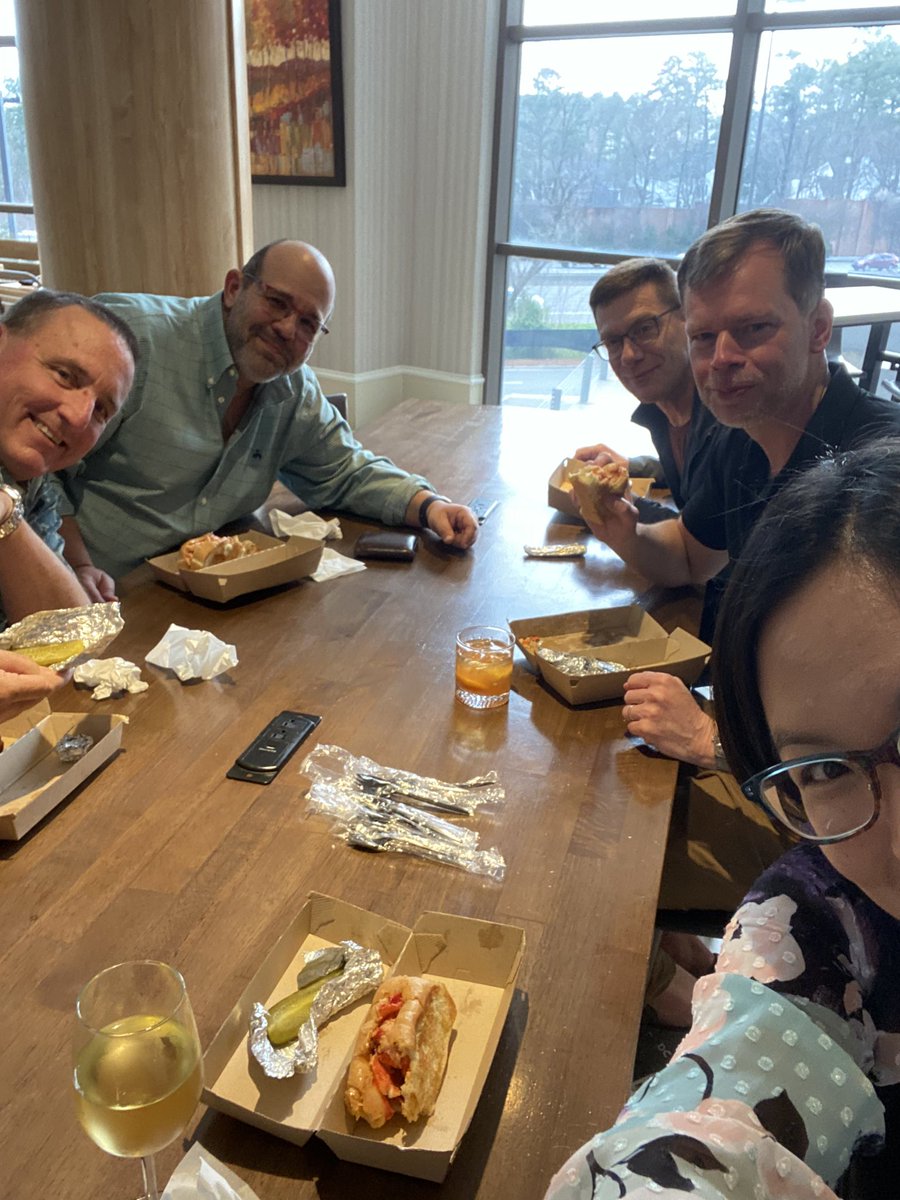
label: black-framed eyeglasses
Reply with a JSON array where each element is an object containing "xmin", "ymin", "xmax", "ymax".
[
  {"xmin": 243, "ymin": 273, "xmax": 330, "ymax": 342},
  {"xmin": 592, "ymin": 304, "xmax": 679, "ymax": 362},
  {"xmin": 741, "ymin": 724, "xmax": 900, "ymax": 844}
]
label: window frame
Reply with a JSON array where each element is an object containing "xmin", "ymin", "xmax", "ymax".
[
  {"xmin": 0, "ymin": 29, "xmax": 34, "ymax": 240},
  {"xmin": 483, "ymin": 1, "xmax": 900, "ymax": 403}
]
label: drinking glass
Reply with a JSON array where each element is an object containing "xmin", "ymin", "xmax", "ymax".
[
  {"xmin": 455, "ymin": 625, "xmax": 515, "ymax": 709},
  {"xmin": 73, "ymin": 960, "xmax": 203, "ymax": 1200}
]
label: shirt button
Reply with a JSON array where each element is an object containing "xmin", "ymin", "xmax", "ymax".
[
  {"xmin": 200, "ymin": 498, "xmax": 208, "ymax": 506},
  {"xmin": 217, "ymin": 396, "xmax": 225, "ymax": 405},
  {"xmin": 207, "ymin": 376, "xmax": 215, "ymax": 386}
]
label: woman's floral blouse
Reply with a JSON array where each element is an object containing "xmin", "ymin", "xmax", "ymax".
[{"xmin": 545, "ymin": 843, "xmax": 899, "ymax": 1198}]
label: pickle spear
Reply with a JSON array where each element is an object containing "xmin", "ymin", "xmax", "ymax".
[
  {"xmin": 266, "ymin": 967, "xmax": 343, "ymax": 1045},
  {"xmin": 16, "ymin": 639, "xmax": 85, "ymax": 667}
]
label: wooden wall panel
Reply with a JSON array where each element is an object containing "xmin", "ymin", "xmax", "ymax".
[{"xmin": 15, "ymin": 0, "xmax": 253, "ymax": 296}]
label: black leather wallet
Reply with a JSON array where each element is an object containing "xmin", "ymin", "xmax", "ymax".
[{"xmin": 355, "ymin": 531, "xmax": 418, "ymax": 561}]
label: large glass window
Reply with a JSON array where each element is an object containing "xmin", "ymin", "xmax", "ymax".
[
  {"xmin": 489, "ymin": 7, "xmax": 900, "ymax": 406},
  {"xmin": 0, "ymin": 0, "xmax": 34, "ymax": 242},
  {"xmin": 739, "ymin": 26, "xmax": 900, "ymax": 276}
]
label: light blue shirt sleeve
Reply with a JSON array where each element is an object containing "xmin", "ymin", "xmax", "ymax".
[{"xmin": 54, "ymin": 292, "xmax": 432, "ymax": 578}]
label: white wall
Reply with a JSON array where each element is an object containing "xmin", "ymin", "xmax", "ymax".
[{"xmin": 252, "ymin": 0, "xmax": 500, "ymax": 424}]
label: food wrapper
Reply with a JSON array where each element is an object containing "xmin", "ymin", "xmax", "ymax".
[
  {"xmin": 269, "ymin": 507, "xmax": 342, "ymax": 541},
  {"xmin": 536, "ymin": 646, "xmax": 626, "ymax": 676},
  {"xmin": 162, "ymin": 1143, "xmax": 260, "ymax": 1200},
  {"xmin": 524, "ymin": 542, "xmax": 587, "ymax": 558},
  {"xmin": 0, "ymin": 602, "xmax": 123, "ymax": 670},
  {"xmin": 302, "ymin": 744, "xmax": 506, "ymax": 881},
  {"xmin": 54, "ymin": 732, "xmax": 94, "ymax": 762},
  {"xmin": 311, "ymin": 547, "xmax": 367, "ymax": 582},
  {"xmin": 145, "ymin": 624, "xmax": 238, "ymax": 681},
  {"xmin": 249, "ymin": 941, "xmax": 383, "ymax": 1079},
  {"xmin": 302, "ymin": 743, "xmax": 504, "ymax": 813},
  {"xmin": 73, "ymin": 656, "xmax": 149, "ymax": 700}
]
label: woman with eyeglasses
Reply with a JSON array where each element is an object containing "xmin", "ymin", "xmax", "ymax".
[{"xmin": 545, "ymin": 438, "xmax": 900, "ymax": 1199}]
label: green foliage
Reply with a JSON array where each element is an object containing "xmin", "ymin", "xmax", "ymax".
[
  {"xmin": 508, "ymin": 293, "xmax": 550, "ymax": 330},
  {"xmin": 513, "ymin": 33, "xmax": 900, "ymax": 256}
]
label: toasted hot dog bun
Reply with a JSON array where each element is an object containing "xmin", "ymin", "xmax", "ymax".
[
  {"xmin": 177, "ymin": 532, "xmax": 259, "ymax": 570},
  {"xmin": 566, "ymin": 461, "xmax": 630, "ymax": 523},
  {"xmin": 344, "ymin": 975, "xmax": 456, "ymax": 1128}
]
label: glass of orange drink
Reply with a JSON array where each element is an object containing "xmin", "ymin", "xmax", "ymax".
[{"xmin": 455, "ymin": 625, "xmax": 515, "ymax": 709}]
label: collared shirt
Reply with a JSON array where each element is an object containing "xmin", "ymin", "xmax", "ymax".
[
  {"xmin": 630, "ymin": 390, "xmax": 720, "ymax": 512},
  {"xmin": 682, "ymin": 364, "xmax": 900, "ymax": 560},
  {"xmin": 55, "ymin": 292, "xmax": 432, "ymax": 578}
]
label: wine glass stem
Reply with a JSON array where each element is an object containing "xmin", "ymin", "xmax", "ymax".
[{"xmin": 141, "ymin": 1153, "xmax": 159, "ymax": 1200}]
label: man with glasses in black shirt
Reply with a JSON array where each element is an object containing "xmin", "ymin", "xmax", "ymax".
[
  {"xmin": 582, "ymin": 210, "xmax": 900, "ymax": 773},
  {"xmin": 575, "ymin": 258, "xmax": 720, "ymax": 524}
]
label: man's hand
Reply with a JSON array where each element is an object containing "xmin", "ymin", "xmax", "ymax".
[
  {"xmin": 425, "ymin": 501, "xmax": 479, "ymax": 550},
  {"xmin": 573, "ymin": 442, "xmax": 627, "ymax": 468},
  {"xmin": 0, "ymin": 650, "xmax": 66, "ymax": 722},
  {"xmin": 72, "ymin": 564, "xmax": 117, "ymax": 603},
  {"xmin": 622, "ymin": 671, "xmax": 717, "ymax": 769},
  {"xmin": 579, "ymin": 492, "xmax": 641, "ymax": 547}
]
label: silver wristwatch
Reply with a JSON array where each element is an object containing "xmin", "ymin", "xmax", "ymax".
[{"xmin": 0, "ymin": 484, "xmax": 23, "ymax": 539}]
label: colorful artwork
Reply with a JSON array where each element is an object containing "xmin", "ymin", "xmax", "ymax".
[{"xmin": 246, "ymin": 0, "xmax": 346, "ymax": 186}]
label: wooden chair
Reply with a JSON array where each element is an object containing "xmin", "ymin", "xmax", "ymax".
[{"xmin": 0, "ymin": 238, "xmax": 41, "ymax": 309}]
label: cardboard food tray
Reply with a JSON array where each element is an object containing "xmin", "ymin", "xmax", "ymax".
[
  {"xmin": 202, "ymin": 894, "xmax": 525, "ymax": 1181},
  {"xmin": 548, "ymin": 458, "xmax": 653, "ymax": 519},
  {"xmin": 147, "ymin": 531, "xmax": 323, "ymax": 602},
  {"xmin": 0, "ymin": 712, "xmax": 127, "ymax": 839},
  {"xmin": 510, "ymin": 606, "xmax": 710, "ymax": 704}
]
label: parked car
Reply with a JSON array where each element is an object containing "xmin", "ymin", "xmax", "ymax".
[{"xmin": 851, "ymin": 252, "xmax": 900, "ymax": 274}]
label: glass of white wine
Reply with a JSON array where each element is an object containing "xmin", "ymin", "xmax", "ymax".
[{"xmin": 73, "ymin": 960, "xmax": 204, "ymax": 1200}]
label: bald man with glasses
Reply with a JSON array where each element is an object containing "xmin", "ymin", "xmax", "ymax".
[{"xmin": 56, "ymin": 239, "xmax": 478, "ymax": 591}]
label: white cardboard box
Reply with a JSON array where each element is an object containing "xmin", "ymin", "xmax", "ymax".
[
  {"xmin": 202, "ymin": 895, "xmax": 525, "ymax": 1181},
  {"xmin": 147, "ymin": 531, "xmax": 323, "ymax": 603},
  {"xmin": 0, "ymin": 711, "xmax": 127, "ymax": 839}
]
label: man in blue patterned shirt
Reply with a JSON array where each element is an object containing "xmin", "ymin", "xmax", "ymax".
[
  {"xmin": 56, "ymin": 240, "xmax": 478, "ymax": 594},
  {"xmin": 0, "ymin": 288, "xmax": 135, "ymax": 711}
]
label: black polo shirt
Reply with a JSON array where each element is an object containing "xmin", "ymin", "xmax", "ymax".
[
  {"xmin": 682, "ymin": 364, "xmax": 900, "ymax": 561},
  {"xmin": 631, "ymin": 390, "xmax": 721, "ymax": 510}
]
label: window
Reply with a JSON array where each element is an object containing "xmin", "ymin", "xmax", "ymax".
[
  {"xmin": 487, "ymin": 3, "xmax": 900, "ymax": 406},
  {"xmin": 0, "ymin": 0, "xmax": 35, "ymax": 242}
]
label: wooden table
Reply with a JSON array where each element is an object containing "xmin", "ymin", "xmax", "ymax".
[
  {"xmin": 1, "ymin": 400, "xmax": 687, "ymax": 1200},
  {"xmin": 826, "ymin": 284, "xmax": 900, "ymax": 392}
]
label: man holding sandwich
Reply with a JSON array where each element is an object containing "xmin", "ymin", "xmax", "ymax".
[
  {"xmin": 55, "ymin": 239, "xmax": 478, "ymax": 592},
  {"xmin": 0, "ymin": 287, "xmax": 136, "ymax": 714},
  {"xmin": 574, "ymin": 257, "xmax": 720, "ymax": 524},
  {"xmin": 581, "ymin": 209, "xmax": 900, "ymax": 770}
]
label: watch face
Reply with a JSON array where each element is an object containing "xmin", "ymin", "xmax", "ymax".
[{"xmin": 0, "ymin": 484, "xmax": 23, "ymax": 538}]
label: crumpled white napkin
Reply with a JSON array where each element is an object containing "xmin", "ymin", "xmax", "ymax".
[
  {"xmin": 145, "ymin": 624, "xmax": 238, "ymax": 681},
  {"xmin": 162, "ymin": 1143, "xmax": 260, "ymax": 1200},
  {"xmin": 311, "ymin": 547, "xmax": 366, "ymax": 582},
  {"xmin": 269, "ymin": 508, "xmax": 342, "ymax": 541},
  {"xmin": 73, "ymin": 657, "xmax": 149, "ymax": 700}
]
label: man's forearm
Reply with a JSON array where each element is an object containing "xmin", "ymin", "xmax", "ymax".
[
  {"xmin": 603, "ymin": 518, "xmax": 696, "ymax": 587},
  {"xmin": 0, "ymin": 521, "xmax": 90, "ymax": 622}
]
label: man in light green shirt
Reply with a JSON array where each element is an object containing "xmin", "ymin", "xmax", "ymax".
[{"xmin": 57, "ymin": 240, "xmax": 478, "ymax": 593}]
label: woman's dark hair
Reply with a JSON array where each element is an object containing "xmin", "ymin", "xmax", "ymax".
[{"xmin": 713, "ymin": 437, "xmax": 900, "ymax": 782}]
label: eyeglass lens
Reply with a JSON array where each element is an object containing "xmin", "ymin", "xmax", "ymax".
[
  {"xmin": 760, "ymin": 756, "xmax": 876, "ymax": 840},
  {"xmin": 596, "ymin": 315, "xmax": 663, "ymax": 361},
  {"xmin": 251, "ymin": 279, "xmax": 326, "ymax": 341}
]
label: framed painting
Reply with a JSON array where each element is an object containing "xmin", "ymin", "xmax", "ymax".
[{"xmin": 246, "ymin": 0, "xmax": 346, "ymax": 186}]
